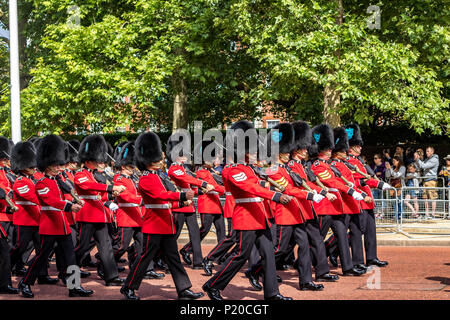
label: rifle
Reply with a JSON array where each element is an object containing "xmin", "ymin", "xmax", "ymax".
[
  {"xmin": 252, "ymin": 165, "xmax": 286, "ymax": 192},
  {"xmin": 328, "ymin": 161, "xmax": 353, "ymax": 187},
  {"xmin": 284, "ymin": 165, "xmax": 314, "ymax": 192},
  {"xmin": 342, "ymin": 159, "xmax": 375, "ymax": 181},
  {"xmin": 304, "ymin": 165, "xmax": 329, "ymax": 192}
]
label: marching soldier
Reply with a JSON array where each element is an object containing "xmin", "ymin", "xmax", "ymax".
[
  {"xmin": 326, "ymin": 127, "xmax": 372, "ymax": 272},
  {"xmin": 202, "ymin": 120, "xmax": 293, "ymax": 301},
  {"xmin": 73, "ymin": 134, "xmax": 125, "ymax": 286},
  {"xmin": 120, "ymin": 131, "xmax": 204, "ymax": 300},
  {"xmin": 309, "ymin": 124, "xmax": 365, "ymax": 276},
  {"xmin": 288, "ymin": 120, "xmax": 340, "ymax": 282},
  {"xmin": 202, "ymin": 159, "xmax": 237, "ymax": 276},
  {"xmin": 246, "ymin": 123, "xmax": 325, "ymax": 291},
  {"xmin": 0, "ymin": 137, "xmax": 16, "ymax": 247},
  {"xmin": 17, "ymin": 134, "xmax": 93, "ymax": 298},
  {"xmin": 180, "ymin": 140, "xmax": 226, "ymax": 261},
  {"xmin": 166, "ymin": 136, "xmax": 215, "ymax": 268},
  {"xmin": 9, "ymin": 141, "xmax": 58, "ymax": 285},
  {"xmin": 345, "ymin": 124, "xmax": 390, "ymax": 267}
]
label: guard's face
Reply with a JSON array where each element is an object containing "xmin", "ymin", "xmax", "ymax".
[
  {"xmin": 23, "ymin": 168, "xmax": 36, "ymax": 176},
  {"xmin": 320, "ymin": 150, "xmax": 332, "ymax": 160},
  {"xmin": 352, "ymin": 145, "xmax": 362, "ymax": 155},
  {"xmin": 336, "ymin": 151, "xmax": 347, "ymax": 159},
  {"xmin": 279, "ymin": 153, "xmax": 290, "ymax": 164},
  {"xmin": 46, "ymin": 164, "xmax": 62, "ymax": 176}
]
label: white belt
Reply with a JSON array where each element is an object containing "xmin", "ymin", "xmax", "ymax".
[
  {"xmin": 225, "ymin": 192, "xmax": 232, "ymax": 196},
  {"xmin": 328, "ymin": 188, "xmax": 339, "ymax": 192},
  {"xmin": 15, "ymin": 201, "xmax": 38, "ymax": 206},
  {"xmin": 207, "ymin": 191, "xmax": 219, "ymax": 195},
  {"xmin": 235, "ymin": 197, "xmax": 263, "ymax": 204},
  {"xmin": 144, "ymin": 204, "xmax": 171, "ymax": 209},
  {"xmin": 41, "ymin": 206, "xmax": 60, "ymax": 211},
  {"xmin": 118, "ymin": 203, "xmax": 140, "ymax": 208},
  {"xmin": 79, "ymin": 195, "xmax": 100, "ymax": 200},
  {"xmin": 181, "ymin": 188, "xmax": 190, "ymax": 192}
]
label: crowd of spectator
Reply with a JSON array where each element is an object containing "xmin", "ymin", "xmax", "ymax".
[{"xmin": 368, "ymin": 145, "xmax": 450, "ymax": 219}]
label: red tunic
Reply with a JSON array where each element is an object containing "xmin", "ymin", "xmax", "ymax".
[
  {"xmin": 35, "ymin": 176, "xmax": 73, "ymax": 235},
  {"xmin": 266, "ymin": 164, "xmax": 314, "ymax": 224},
  {"xmin": 347, "ymin": 155, "xmax": 378, "ymax": 210},
  {"xmin": 0, "ymin": 168, "xmax": 13, "ymax": 222},
  {"xmin": 114, "ymin": 174, "xmax": 143, "ymax": 228},
  {"xmin": 74, "ymin": 169, "xmax": 112, "ymax": 223},
  {"xmin": 139, "ymin": 170, "xmax": 184, "ymax": 235},
  {"xmin": 196, "ymin": 168, "xmax": 225, "ymax": 214},
  {"xmin": 12, "ymin": 175, "xmax": 40, "ymax": 226},
  {"xmin": 330, "ymin": 159, "xmax": 362, "ymax": 214},
  {"xmin": 228, "ymin": 164, "xmax": 281, "ymax": 231},
  {"xmin": 221, "ymin": 164, "xmax": 235, "ymax": 219},
  {"xmin": 168, "ymin": 163, "xmax": 208, "ymax": 213},
  {"xmin": 310, "ymin": 159, "xmax": 352, "ymax": 216}
]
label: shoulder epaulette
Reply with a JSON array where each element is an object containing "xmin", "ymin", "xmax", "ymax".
[{"xmin": 313, "ymin": 160, "xmax": 320, "ymax": 166}]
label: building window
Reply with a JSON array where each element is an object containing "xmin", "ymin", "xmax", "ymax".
[{"xmin": 266, "ymin": 120, "xmax": 280, "ymax": 129}]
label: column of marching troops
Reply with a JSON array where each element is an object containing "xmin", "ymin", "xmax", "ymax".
[{"xmin": 0, "ymin": 120, "xmax": 392, "ymax": 300}]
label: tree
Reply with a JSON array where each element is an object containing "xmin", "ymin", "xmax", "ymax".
[{"xmin": 219, "ymin": 0, "xmax": 449, "ymax": 134}]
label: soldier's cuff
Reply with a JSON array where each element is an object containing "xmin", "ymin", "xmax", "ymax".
[
  {"xmin": 359, "ymin": 178, "xmax": 367, "ymax": 187},
  {"xmin": 107, "ymin": 184, "xmax": 114, "ymax": 194},
  {"xmin": 201, "ymin": 181, "xmax": 208, "ymax": 189},
  {"xmin": 319, "ymin": 189, "xmax": 328, "ymax": 197},
  {"xmin": 179, "ymin": 192, "xmax": 187, "ymax": 202},
  {"xmin": 104, "ymin": 200, "xmax": 112, "ymax": 208},
  {"xmin": 272, "ymin": 192, "xmax": 282, "ymax": 203},
  {"xmin": 306, "ymin": 192, "xmax": 314, "ymax": 201},
  {"xmin": 64, "ymin": 201, "xmax": 73, "ymax": 213},
  {"xmin": 377, "ymin": 181, "xmax": 385, "ymax": 189},
  {"xmin": 269, "ymin": 185, "xmax": 277, "ymax": 191},
  {"xmin": 347, "ymin": 188, "xmax": 356, "ymax": 196},
  {"xmin": 259, "ymin": 181, "xmax": 266, "ymax": 187},
  {"xmin": 361, "ymin": 192, "xmax": 368, "ymax": 198}
]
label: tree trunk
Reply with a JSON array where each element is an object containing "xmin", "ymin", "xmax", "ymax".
[
  {"xmin": 172, "ymin": 74, "xmax": 188, "ymax": 132},
  {"xmin": 322, "ymin": 0, "xmax": 343, "ymax": 127}
]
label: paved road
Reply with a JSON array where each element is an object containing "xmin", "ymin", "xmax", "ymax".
[{"xmin": 1, "ymin": 246, "xmax": 449, "ymax": 300}]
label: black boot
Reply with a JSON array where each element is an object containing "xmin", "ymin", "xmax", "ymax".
[
  {"xmin": 37, "ymin": 275, "xmax": 59, "ymax": 285},
  {"xmin": 316, "ymin": 273, "xmax": 339, "ymax": 282},
  {"xmin": 18, "ymin": 279, "xmax": 34, "ymax": 298},
  {"xmin": 299, "ymin": 281, "xmax": 324, "ymax": 291},
  {"xmin": 105, "ymin": 277, "xmax": 124, "ymax": 286},
  {"xmin": 179, "ymin": 249, "xmax": 192, "ymax": 265},
  {"xmin": 202, "ymin": 284, "xmax": 223, "ymax": 301},
  {"xmin": 144, "ymin": 270, "xmax": 165, "ymax": 279},
  {"xmin": 202, "ymin": 258, "xmax": 213, "ymax": 276},
  {"xmin": 178, "ymin": 289, "xmax": 204, "ymax": 300},
  {"xmin": 0, "ymin": 285, "xmax": 19, "ymax": 294},
  {"xmin": 120, "ymin": 286, "xmax": 139, "ymax": 300},
  {"xmin": 244, "ymin": 270, "xmax": 262, "ymax": 291},
  {"xmin": 69, "ymin": 286, "xmax": 94, "ymax": 297}
]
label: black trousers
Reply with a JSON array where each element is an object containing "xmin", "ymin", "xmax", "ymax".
[
  {"xmin": 174, "ymin": 211, "xmax": 203, "ymax": 266},
  {"xmin": 0, "ymin": 222, "xmax": 13, "ymax": 289},
  {"xmin": 183, "ymin": 213, "xmax": 226, "ymax": 256},
  {"xmin": 205, "ymin": 218, "xmax": 237, "ymax": 263},
  {"xmin": 305, "ymin": 218, "xmax": 330, "ymax": 277},
  {"xmin": 205, "ymin": 228, "xmax": 279, "ymax": 299},
  {"xmin": 74, "ymin": 222, "xmax": 118, "ymax": 281},
  {"xmin": 23, "ymin": 234, "xmax": 76, "ymax": 285},
  {"xmin": 12, "ymin": 225, "xmax": 34, "ymax": 271},
  {"xmin": 114, "ymin": 227, "xmax": 143, "ymax": 262},
  {"xmin": 10, "ymin": 225, "xmax": 48, "ymax": 276},
  {"xmin": 359, "ymin": 209, "xmax": 378, "ymax": 262},
  {"xmin": 124, "ymin": 233, "xmax": 192, "ymax": 293},
  {"xmin": 319, "ymin": 215, "xmax": 353, "ymax": 272},
  {"xmin": 251, "ymin": 224, "xmax": 313, "ymax": 284}
]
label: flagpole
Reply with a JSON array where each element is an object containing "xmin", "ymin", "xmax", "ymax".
[{"xmin": 9, "ymin": 0, "xmax": 21, "ymax": 143}]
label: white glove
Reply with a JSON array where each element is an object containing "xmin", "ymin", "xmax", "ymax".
[
  {"xmin": 312, "ymin": 194, "xmax": 325, "ymax": 203},
  {"xmin": 352, "ymin": 192, "xmax": 364, "ymax": 201},
  {"xmin": 108, "ymin": 203, "xmax": 119, "ymax": 211},
  {"xmin": 382, "ymin": 183, "xmax": 392, "ymax": 190}
]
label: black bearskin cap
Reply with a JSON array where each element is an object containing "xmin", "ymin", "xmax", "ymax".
[
  {"xmin": 135, "ymin": 132, "xmax": 163, "ymax": 171},
  {"xmin": 292, "ymin": 121, "xmax": 312, "ymax": 150},
  {"xmin": 11, "ymin": 141, "xmax": 37, "ymax": 173},
  {"xmin": 345, "ymin": 123, "xmax": 364, "ymax": 147},
  {"xmin": 117, "ymin": 142, "xmax": 135, "ymax": 168},
  {"xmin": 78, "ymin": 134, "xmax": 108, "ymax": 163},
  {"xmin": 0, "ymin": 136, "xmax": 11, "ymax": 159},
  {"xmin": 36, "ymin": 135, "xmax": 67, "ymax": 171},
  {"xmin": 332, "ymin": 127, "xmax": 349, "ymax": 153},
  {"xmin": 311, "ymin": 124, "xmax": 334, "ymax": 153}
]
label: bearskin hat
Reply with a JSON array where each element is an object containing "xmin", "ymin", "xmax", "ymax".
[
  {"xmin": 292, "ymin": 120, "xmax": 312, "ymax": 150},
  {"xmin": 0, "ymin": 136, "xmax": 12, "ymax": 159},
  {"xmin": 36, "ymin": 135, "xmax": 67, "ymax": 171},
  {"xmin": 332, "ymin": 127, "xmax": 349, "ymax": 153},
  {"xmin": 311, "ymin": 124, "xmax": 334, "ymax": 153},
  {"xmin": 345, "ymin": 123, "xmax": 364, "ymax": 147},
  {"xmin": 78, "ymin": 134, "xmax": 108, "ymax": 163},
  {"xmin": 67, "ymin": 140, "xmax": 80, "ymax": 163},
  {"xmin": 135, "ymin": 132, "xmax": 163, "ymax": 171},
  {"xmin": 116, "ymin": 141, "xmax": 135, "ymax": 168},
  {"xmin": 266, "ymin": 123, "xmax": 295, "ymax": 158},
  {"xmin": 10, "ymin": 141, "xmax": 37, "ymax": 173},
  {"xmin": 229, "ymin": 120, "xmax": 258, "ymax": 155}
]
